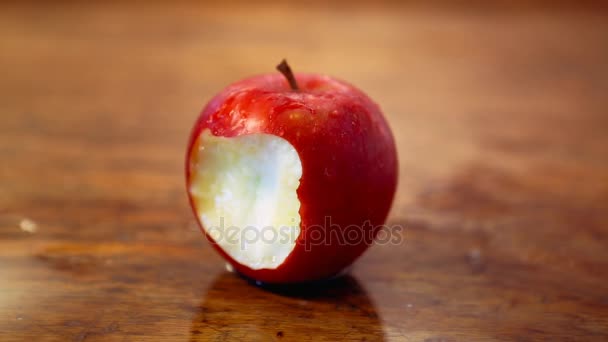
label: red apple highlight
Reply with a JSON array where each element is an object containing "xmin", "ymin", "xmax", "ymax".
[{"xmin": 186, "ymin": 60, "xmax": 397, "ymax": 284}]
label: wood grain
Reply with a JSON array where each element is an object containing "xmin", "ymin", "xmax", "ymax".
[{"xmin": 1, "ymin": 2, "xmax": 608, "ymax": 341}]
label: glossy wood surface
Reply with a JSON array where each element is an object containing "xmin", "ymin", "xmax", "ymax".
[{"xmin": 1, "ymin": 2, "xmax": 607, "ymax": 341}]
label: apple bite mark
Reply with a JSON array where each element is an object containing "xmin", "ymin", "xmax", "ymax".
[{"xmin": 189, "ymin": 130, "xmax": 302, "ymax": 270}]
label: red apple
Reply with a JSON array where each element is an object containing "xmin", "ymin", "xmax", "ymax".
[{"xmin": 186, "ymin": 60, "xmax": 397, "ymax": 284}]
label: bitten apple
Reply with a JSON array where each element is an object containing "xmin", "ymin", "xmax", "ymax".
[{"xmin": 186, "ymin": 60, "xmax": 397, "ymax": 284}]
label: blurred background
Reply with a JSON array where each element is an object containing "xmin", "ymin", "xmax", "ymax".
[{"xmin": 1, "ymin": 1, "xmax": 607, "ymax": 341}]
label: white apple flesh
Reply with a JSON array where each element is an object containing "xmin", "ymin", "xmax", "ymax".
[{"xmin": 189, "ymin": 130, "xmax": 303, "ymax": 270}]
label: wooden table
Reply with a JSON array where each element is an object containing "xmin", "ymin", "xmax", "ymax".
[{"xmin": 1, "ymin": 2, "xmax": 607, "ymax": 341}]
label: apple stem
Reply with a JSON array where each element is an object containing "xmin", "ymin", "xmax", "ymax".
[{"xmin": 276, "ymin": 59, "xmax": 299, "ymax": 91}]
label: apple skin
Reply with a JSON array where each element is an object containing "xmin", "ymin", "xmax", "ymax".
[{"xmin": 186, "ymin": 73, "xmax": 398, "ymax": 284}]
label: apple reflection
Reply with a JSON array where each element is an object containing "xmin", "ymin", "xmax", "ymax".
[{"xmin": 190, "ymin": 273, "xmax": 384, "ymax": 341}]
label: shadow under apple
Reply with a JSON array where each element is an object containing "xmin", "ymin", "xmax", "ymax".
[{"xmin": 190, "ymin": 272, "xmax": 384, "ymax": 341}]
